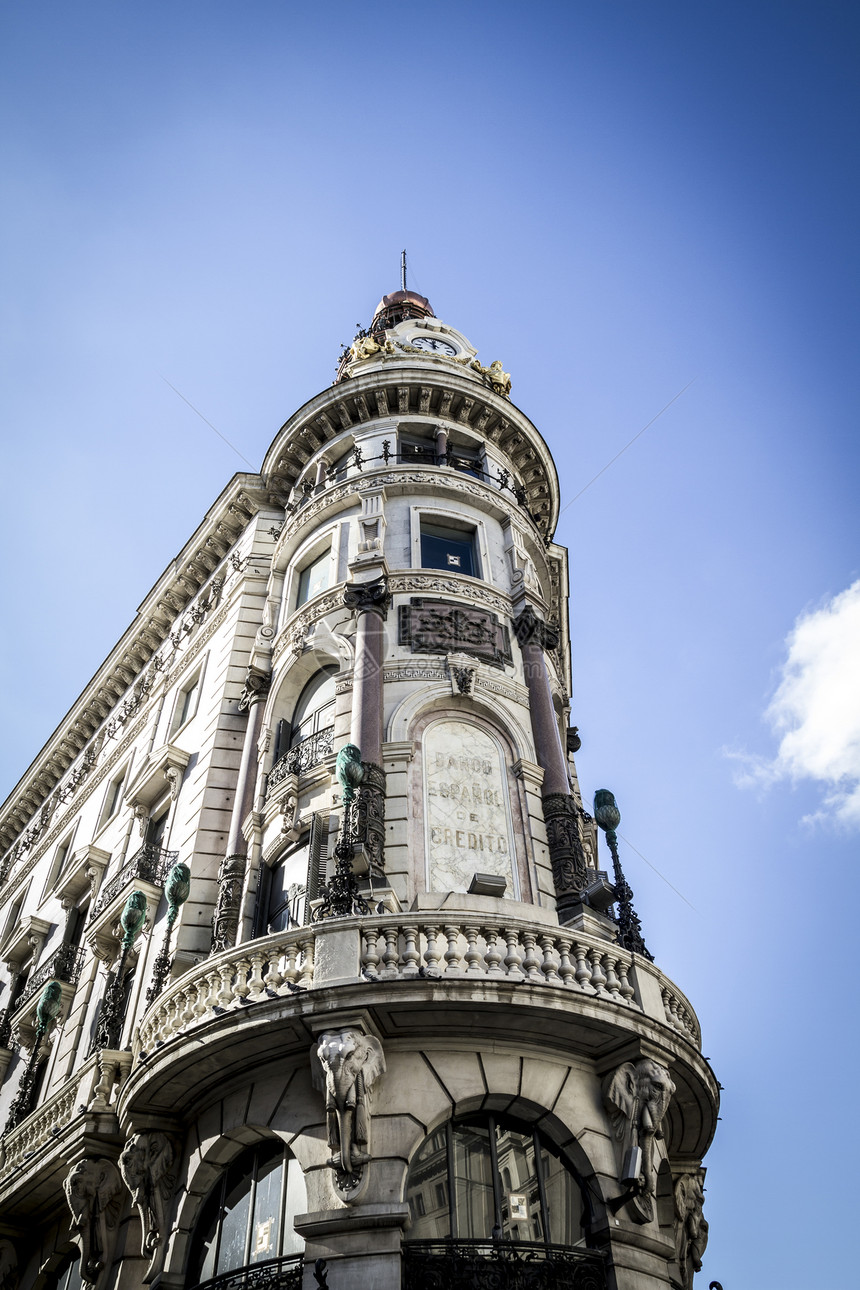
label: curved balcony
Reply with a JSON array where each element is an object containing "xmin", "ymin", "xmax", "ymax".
[
  {"xmin": 267, "ymin": 725, "xmax": 334, "ymax": 796},
  {"xmin": 125, "ymin": 908, "xmax": 715, "ymax": 1158}
]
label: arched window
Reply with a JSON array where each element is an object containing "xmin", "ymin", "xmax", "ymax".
[
  {"xmin": 186, "ymin": 1140, "xmax": 306, "ymax": 1287},
  {"xmin": 405, "ymin": 1115, "xmax": 588, "ymax": 1248},
  {"xmin": 270, "ymin": 670, "xmax": 336, "ymax": 786}
]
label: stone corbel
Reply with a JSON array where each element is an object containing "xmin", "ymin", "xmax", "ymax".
[
  {"xmin": 118, "ymin": 1129, "xmax": 179, "ymax": 1283},
  {"xmin": 63, "ymin": 1157, "xmax": 124, "ymax": 1287},
  {"xmin": 310, "ymin": 1023, "xmax": 386, "ymax": 1199},
  {"xmin": 57, "ymin": 846, "xmax": 110, "ymax": 912},
  {"xmin": 446, "ymin": 652, "xmax": 478, "ymax": 697},
  {"xmin": 672, "ymin": 1165, "xmax": 709, "ymax": 1290},
  {"xmin": 2, "ymin": 916, "xmax": 51, "ymax": 972},
  {"xmin": 602, "ymin": 1057, "xmax": 676, "ymax": 1224}
]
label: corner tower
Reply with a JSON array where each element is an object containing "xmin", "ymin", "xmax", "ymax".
[{"xmin": 0, "ymin": 287, "xmax": 718, "ymax": 1290}]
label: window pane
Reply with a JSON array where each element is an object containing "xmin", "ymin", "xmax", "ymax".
[
  {"xmin": 296, "ymin": 548, "xmax": 331, "ymax": 606},
  {"xmin": 495, "ymin": 1126, "xmax": 542, "ymax": 1243},
  {"xmin": 282, "ymin": 1155, "xmax": 308, "ymax": 1255},
  {"xmin": 541, "ymin": 1149, "xmax": 585, "ymax": 1246},
  {"xmin": 267, "ymin": 841, "xmax": 311, "ymax": 932},
  {"xmin": 421, "ymin": 524, "xmax": 475, "ymax": 577},
  {"xmin": 291, "ymin": 671, "xmax": 337, "ymax": 745},
  {"xmin": 250, "ymin": 1146, "xmax": 285, "ymax": 1263},
  {"xmin": 217, "ymin": 1157, "xmax": 253, "ymax": 1274},
  {"xmin": 453, "ymin": 1123, "xmax": 495, "ymax": 1239},
  {"xmin": 406, "ymin": 1130, "xmax": 450, "ymax": 1240}
]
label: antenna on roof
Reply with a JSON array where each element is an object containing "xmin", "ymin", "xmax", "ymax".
[{"xmin": 401, "ymin": 249, "xmax": 407, "ymax": 292}]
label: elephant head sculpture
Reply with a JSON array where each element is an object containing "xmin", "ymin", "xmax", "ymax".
[
  {"xmin": 310, "ymin": 1028, "xmax": 385, "ymax": 1192},
  {"xmin": 602, "ymin": 1057, "xmax": 676, "ymax": 1224},
  {"xmin": 63, "ymin": 1157, "xmax": 123, "ymax": 1285}
]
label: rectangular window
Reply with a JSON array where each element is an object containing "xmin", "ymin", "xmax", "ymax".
[
  {"xmin": 296, "ymin": 547, "xmax": 331, "ymax": 607},
  {"xmin": 420, "ymin": 521, "xmax": 477, "ymax": 578},
  {"xmin": 172, "ymin": 674, "xmax": 200, "ymax": 733},
  {"xmin": 101, "ymin": 772, "xmax": 126, "ymax": 826}
]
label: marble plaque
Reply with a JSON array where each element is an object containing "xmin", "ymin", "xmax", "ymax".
[{"xmin": 423, "ymin": 719, "xmax": 516, "ymax": 896}]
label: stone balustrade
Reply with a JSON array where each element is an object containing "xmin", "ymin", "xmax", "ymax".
[
  {"xmin": 0, "ymin": 1052, "xmax": 103, "ymax": 1180},
  {"xmin": 359, "ymin": 917, "xmax": 640, "ymax": 1004},
  {"xmin": 134, "ymin": 913, "xmax": 703, "ymax": 1059}
]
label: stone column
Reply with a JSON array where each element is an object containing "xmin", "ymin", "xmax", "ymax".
[
  {"xmin": 435, "ymin": 425, "xmax": 448, "ymax": 463},
  {"xmin": 342, "ymin": 577, "xmax": 390, "ymax": 875},
  {"xmin": 211, "ymin": 665, "xmax": 270, "ymax": 953},
  {"xmin": 513, "ymin": 606, "xmax": 587, "ymax": 920}
]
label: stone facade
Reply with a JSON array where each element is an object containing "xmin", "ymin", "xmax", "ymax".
[{"xmin": 0, "ymin": 292, "xmax": 718, "ymax": 1290}]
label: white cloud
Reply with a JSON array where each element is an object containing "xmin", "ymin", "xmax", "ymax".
[{"xmin": 728, "ymin": 579, "xmax": 860, "ymax": 829}]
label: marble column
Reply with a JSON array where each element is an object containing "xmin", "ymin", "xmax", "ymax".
[
  {"xmin": 342, "ymin": 577, "xmax": 390, "ymax": 875},
  {"xmin": 211, "ymin": 665, "xmax": 270, "ymax": 953},
  {"xmin": 513, "ymin": 606, "xmax": 588, "ymax": 919}
]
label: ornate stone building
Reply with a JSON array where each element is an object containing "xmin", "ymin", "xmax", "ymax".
[{"xmin": 0, "ymin": 287, "xmax": 717, "ymax": 1290}]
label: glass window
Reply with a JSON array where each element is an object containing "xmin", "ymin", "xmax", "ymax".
[
  {"xmin": 296, "ymin": 547, "xmax": 331, "ymax": 607},
  {"xmin": 186, "ymin": 1140, "xmax": 306, "ymax": 1287},
  {"xmin": 104, "ymin": 773, "xmax": 125, "ymax": 821},
  {"xmin": 405, "ymin": 1115, "xmax": 587, "ymax": 1248},
  {"xmin": 289, "ymin": 670, "xmax": 336, "ymax": 749},
  {"xmin": 175, "ymin": 676, "xmax": 200, "ymax": 731},
  {"xmin": 265, "ymin": 837, "xmax": 311, "ymax": 933},
  {"xmin": 420, "ymin": 522, "xmax": 477, "ymax": 578}
]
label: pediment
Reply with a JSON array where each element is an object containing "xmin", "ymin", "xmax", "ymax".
[{"xmin": 124, "ymin": 743, "xmax": 190, "ymax": 810}]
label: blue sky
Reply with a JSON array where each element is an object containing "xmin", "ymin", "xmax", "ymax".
[{"xmin": 2, "ymin": 3, "xmax": 859, "ymax": 1285}]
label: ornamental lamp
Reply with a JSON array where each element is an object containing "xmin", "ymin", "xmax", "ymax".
[{"xmin": 593, "ymin": 789, "xmax": 621, "ymax": 834}]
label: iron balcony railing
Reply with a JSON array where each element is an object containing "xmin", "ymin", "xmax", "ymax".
[
  {"xmin": 402, "ymin": 1240, "xmax": 608, "ymax": 1290},
  {"xmin": 267, "ymin": 725, "xmax": 335, "ymax": 795},
  {"xmin": 188, "ymin": 1255, "xmax": 304, "ymax": 1290},
  {"xmin": 90, "ymin": 843, "xmax": 178, "ymax": 922},
  {"xmin": 10, "ymin": 943, "xmax": 85, "ymax": 1017}
]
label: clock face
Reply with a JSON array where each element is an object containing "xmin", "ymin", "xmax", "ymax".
[{"xmin": 411, "ymin": 335, "xmax": 458, "ymax": 356}]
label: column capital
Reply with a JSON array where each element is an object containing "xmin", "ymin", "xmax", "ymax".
[
  {"xmin": 513, "ymin": 604, "xmax": 559, "ymax": 651},
  {"xmin": 343, "ymin": 576, "xmax": 391, "ymax": 619},
  {"xmin": 238, "ymin": 664, "xmax": 271, "ymax": 712}
]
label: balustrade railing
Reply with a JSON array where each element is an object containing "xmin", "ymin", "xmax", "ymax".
[
  {"xmin": 267, "ymin": 725, "xmax": 334, "ymax": 794},
  {"xmin": 189, "ymin": 1255, "xmax": 304, "ymax": 1290},
  {"xmin": 0, "ymin": 1052, "xmax": 103, "ymax": 1179},
  {"xmin": 11, "ymin": 943, "xmax": 85, "ymax": 1016},
  {"xmin": 359, "ymin": 917, "xmax": 640, "ymax": 1005},
  {"xmin": 402, "ymin": 1239, "xmax": 607, "ymax": 1290},
  {"xmin": 135, "ymin": 912, "xmax": 703, "ymax": 1063},
  {"xmin": 137, "ymin": 926, "xmax": 317, "ymax": 1056},
  {"xmin": 90, "ymin": 843, "xmax": 177, "ymax": 922}
]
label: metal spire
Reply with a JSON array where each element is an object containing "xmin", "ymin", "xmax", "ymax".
[{"xmin": 401, "ymin": 249, "xmax": 407, "ymax": 292}]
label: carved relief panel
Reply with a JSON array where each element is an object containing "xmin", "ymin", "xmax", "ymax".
[{"xmin": 423, "ymin": 719, "xmax": 517, "ymax": 897}]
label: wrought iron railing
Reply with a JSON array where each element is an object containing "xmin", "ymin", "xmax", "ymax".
[
  {"xmin": 0, "ymin": 1007, "xmax": 11, "ymax": 1048},
  {"xmin": 402, "ymin": 1240, "xmax": 607, "ymax": 1290},
  {"xmin": 268, "ymin": 726, "xmax": 335, "ymax": 794},
  {"xmin": 11, "ymin": 943, "xmax": 85, "ymax": 1016},
  {"xmin": 90, "ymin": 844, "xmax": 178, "ymax": 922},
  {"xmin": 189, "ymin": 1255, "xmax": 304, "ymax": 1290}
]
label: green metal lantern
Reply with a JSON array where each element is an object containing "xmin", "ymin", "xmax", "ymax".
[
  {"xmin": 593, "ymin": 789, "xmax": 621, "ymax": 834},
  {"xmin": 164, "ymin": 862, "xmax": 191, "ymax": 921},
  {"xmin": 35, "ymin": 981, "xmax": 63, "ymax": 1035},
  {"xmin": 120, "ymin": 890, "xmax": 148, "ymax": 953}
]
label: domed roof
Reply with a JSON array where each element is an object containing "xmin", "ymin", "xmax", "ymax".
[{"xmin": 370, "ymin": 289, "xmax": 435, "ymax": 334}]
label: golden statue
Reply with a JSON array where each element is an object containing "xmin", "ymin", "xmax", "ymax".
[
  {"xmin": 471, "ymin": 358, "xmax": 511, "ymax": 397},
  {"xmin": 351, "ymin": 334, "xmax": 381, "ymax": 362}
]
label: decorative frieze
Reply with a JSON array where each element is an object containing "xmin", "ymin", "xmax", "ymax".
[{"xmin": 399, "ymin": 598, "xmax": 512, "ymax": 668}]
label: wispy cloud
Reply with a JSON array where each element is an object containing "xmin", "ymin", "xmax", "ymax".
[{"xmin": 727, "ymin": 579, "xmax": 860, "ymax": 829}]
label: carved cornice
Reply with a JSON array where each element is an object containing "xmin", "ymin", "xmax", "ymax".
[{"xmin": 0, "ymin": 541, "xmax": 258, "ymax": 874}]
